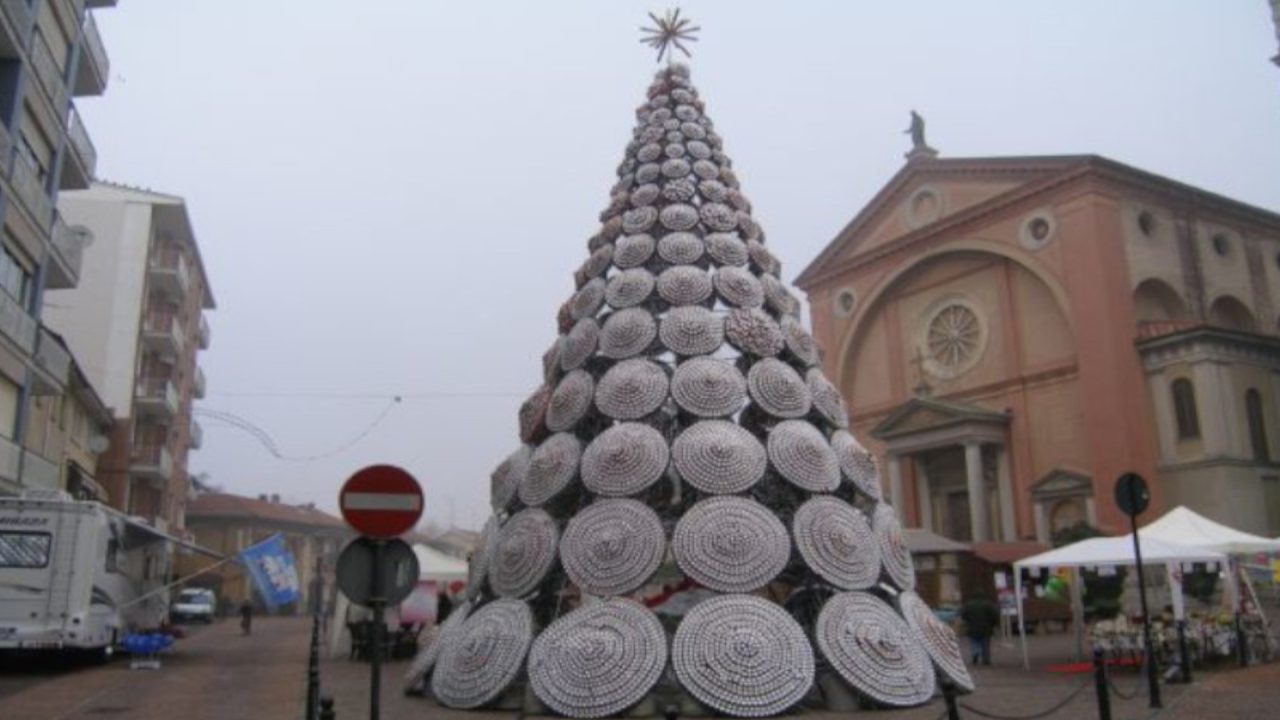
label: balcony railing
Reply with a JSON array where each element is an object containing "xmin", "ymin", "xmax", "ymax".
[
  {"xmin": 135, "ymin": 377, "xmax": 179, "ymax": 418},
  {"xmin": 30, "ymin": 31, "xmax": 69, "ymax": 115},
  {"xmin": 131, "ymin": 443, "xmax": 173, "ymax": 481},
  {"xmin": 20, "ymin": 450, "xmax": 59, "ymax": 490},
  {"xmin": 141, "ymin": 311, "xmax": 183, "ymax": 358},
  {"xmin": 193, "ymin": 365, "xmax": 206, "ymax": 399},
  {"xmin": 197, "ymin": 313, "xmax": 210, "ymax": 349},
  {"xmin": 0, "ymin": 289, "xmax": 36, "ymax": 353},
  {"xmin": 64, "ymin": 105, "xmax": 96, "ymax": 181},
  {"xmin": 32, "ymin": 326, "xmax": 71, "ymax": 393},
  {"xmin": 0, "ymin": 434, "xmax": 19, "ymax": 484},
  {"xmin": 10, "ymin": 157, "xmax": 52, "ymax": 230},
  {"xmin": 76, "ymin": 12, "xmax": 108, "ymax": 94},
  {"xmin": 1, "ymin": 0, "xmax": 34, "ymax": 45},
  {"xmin": 46, "ymin": 213, "xmax": 85, "ymax": 289},
  {"xmin": 148, "ymin": 253, "xmax": 190, "ymax": 298},
  {"xmin": 189, "ymin": 420, "xmax": 202, "ymax": 449}
]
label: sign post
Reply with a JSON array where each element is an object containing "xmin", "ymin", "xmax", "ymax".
[
  {"xmin": 339, "ymin": 465, "xmax": 424, "ymax": 720},
  {"xmin": 1114, "ymin": 472, "xmax": 1160, "ymax": 709}
]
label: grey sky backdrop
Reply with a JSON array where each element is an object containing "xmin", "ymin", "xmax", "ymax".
[{"xmin": 79, "ymin": 1, "xmax": 1280, "ymax": 531}]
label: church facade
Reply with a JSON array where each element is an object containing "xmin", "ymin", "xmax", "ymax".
[{"xmin": 796, "ymin": 154, "xmax": 1280, "ymax": 544}]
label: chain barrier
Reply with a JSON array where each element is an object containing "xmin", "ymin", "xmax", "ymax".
[
  {"xmin": 956, "ymin": 677, "xmax": 1092, "ymax": 720},
  {"xmin": 1107, "ymin": 654, "xmax": 1146, "ymax": 701}
]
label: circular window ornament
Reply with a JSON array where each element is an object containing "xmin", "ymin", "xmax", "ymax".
[
  {"xmin": 918, "ymin": 298, "xmax": 987, "ymax": 379},
  {"xmin": 904, "ymin": 186, "xmax": 944, "ymax": 229},
  {"xmin": 1211, "ymin": 232, "xmax": 1230, "ymax": 257},
  {"xmin": 834, "ymin": 288, "xmax": 857, "ymax": 318},
  {"xmin": 1018, "ymin": 212, "xmax": 1056, "ymax": 251}
]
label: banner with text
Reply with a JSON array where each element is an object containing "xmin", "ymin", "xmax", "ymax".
[{"xmin": 240, "ymin": 534, "xmax": 301, "ymax": 611}]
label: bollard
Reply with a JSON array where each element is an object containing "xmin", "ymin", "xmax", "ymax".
[
  {"xmin": 306, "ymin": 614, "xmax": 321, "ymax": 720},
  {"xmin": 941, "ymin": 679, "xmax": 961, "ymax": 720},
  {"xmin": 1092, "ymin": 649, "xmax": 1111, "ymax": 720},
  {"xmin": 1235, "ymin": 614, "xmax": 1249, "ymax": 668},
  {"xmin": 319, "ymin": 695, "xmax": 336, "ymax": 720},
  {"xmin": 1176, "ymin": 619, "xmax": 1191, "ymax": 684}
]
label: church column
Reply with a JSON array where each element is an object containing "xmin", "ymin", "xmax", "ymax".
[
  {"xmin": 964, "ymin": 442, "xmax": 990, "ymax": 542},
  {"xmin": 887, "ymin": 454, "xmax": 906, "ymax": 522},
  {"xmin": 914, "ymin": 457, "xmax": 933, "ymax": 532},
  {"xmin": 996, "ymin": 446, "xmax": 1016, "ymax": 541},
  {"xmin": 1033, "ymin": 502, "xmax": 1049, "ymax": 543}
]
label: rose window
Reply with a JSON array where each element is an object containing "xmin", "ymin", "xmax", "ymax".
[{"xmin": 925, "ymin": 304, "xmax": 983, "ymax": 374}]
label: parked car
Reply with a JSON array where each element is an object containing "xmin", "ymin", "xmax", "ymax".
[{"xmin": 171, "ymin": 588, "xmax": 217, "ymax": 623}]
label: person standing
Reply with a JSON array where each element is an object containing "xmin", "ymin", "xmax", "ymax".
[
  {"xmin": 239, "ymin": 599, "xmax": 253, "ymax": 636},
  {"xmin": 960, "ymin": 594, "xmax": 999, "ymax": 666}
]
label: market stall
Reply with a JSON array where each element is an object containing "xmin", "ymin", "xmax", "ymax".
[{"xmin": 1012, "ymin": 535, "xmax": 1226, "ymax": 669}]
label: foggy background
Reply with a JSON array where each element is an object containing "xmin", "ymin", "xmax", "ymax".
[{"xmin": 77, "ymin": 1, "xmax": 1280, "ymax": 531}]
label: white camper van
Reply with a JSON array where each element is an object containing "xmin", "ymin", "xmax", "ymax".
[{"xmin": 0, "ymin": 490, "xmax": 218, "ymax": 656}]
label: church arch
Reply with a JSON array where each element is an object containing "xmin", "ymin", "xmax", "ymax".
[
  {"xmin": 836, "ymin": 239, "xmax": 1075, "ymax": 393},
  {"xmin": 1208, "ymin": 295, "xmax": 1257, "ymax": 333},
  {"xmin": 1132, "ymin": 278, "xmax": 1188, "ymax": 323}
]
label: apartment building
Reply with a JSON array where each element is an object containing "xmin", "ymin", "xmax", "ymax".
[
  {"xmin": 0, "ymin": 0, "xmax": 115, "ymax": 495},
  {"xmin": 45, "ymin": 182, "xmax": 215, "ymax": 533}
]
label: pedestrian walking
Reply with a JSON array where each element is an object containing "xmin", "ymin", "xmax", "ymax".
[
  {"xmin": 960, "ymin": 594, "xmax": 999, "ymax": 666},
  {"xmin": 239, "ymin": 600, "xmax": 253, "ymax": 636}
]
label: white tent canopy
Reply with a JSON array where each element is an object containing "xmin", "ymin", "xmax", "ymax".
[
  {"xmin": 1014, "ymin": 534, "xmax": 1227, "ymax": 572},
  {"xmin": 1138, "ymin": 506, "xmax": 1280, "ymax": 555},
  {"xmin": 412, "ymin": 543, "xmax": 468, "ymax": 583},
  {"xmin": 1012, "ymin": 534, "xmax": 1228, "ymax": 669}
]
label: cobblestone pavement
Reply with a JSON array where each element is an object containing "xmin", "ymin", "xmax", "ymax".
[
  {"xmin": 0, "ymin": 617, "xmax": 307, "ymax": 720},
  {"xmin": 3, "ymin": 618, "xmax": 1277, "ymax": 719}
]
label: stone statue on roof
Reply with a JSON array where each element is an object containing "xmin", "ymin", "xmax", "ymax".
[{"xmin": 904, "ymin": 110, "xmax": 938, "ymax": 160}]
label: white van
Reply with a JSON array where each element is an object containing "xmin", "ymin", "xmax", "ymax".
[{"xmin": 0, "ymin": 490, "xmax": 220, "ymax": 656}]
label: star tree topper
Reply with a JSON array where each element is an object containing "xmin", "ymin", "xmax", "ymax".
[{"xmin": 640, "ymin": 8, "xmax": 700, "ymax": 63}]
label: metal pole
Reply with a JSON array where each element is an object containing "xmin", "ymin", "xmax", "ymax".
[
  {"xmin": 1176, "ymin": 619, "xmax": 1191, "ymax": 683},
  {"xmin": 370, "ymin": 539, "xmax": 384, "ymax": 720},
  {"xmin": 1128, "ymin": 511, "xmax": 1161, "ymax": 708},
  {"xmin": 306, "ymin": 613, "xmax": 320, "ymax": 720},
  {"xmin": 941, "ymin": 679, "xmax": 961, "ymax": 720},
  {"xmin": 1093, "ymin": 649, "xmax": 1112, "ymax": 720}
]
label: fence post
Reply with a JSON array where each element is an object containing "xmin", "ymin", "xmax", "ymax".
[
  {"xmin": 1175, "ymin": 619, "xmax": 1191, "ymax": 683},
  {"xmin": 1093, "ymin": 649, "xmax": 1111, "ymax": 720},
  {"xmin": 941, "ymin": 679, "xmax": 961, "ymax": 720}
]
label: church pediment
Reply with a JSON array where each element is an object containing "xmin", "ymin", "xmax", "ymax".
[
  {"xmin": 795, "ymin": 156, "xmax": 1088, "ymax": 289},
  {"xmin": 1031, "ymin": 469, "xmax": 1093, "ymax": 498},
  {"xmin": 872, "ymin": 396, "xmax": 1008, "ymax": 439}
]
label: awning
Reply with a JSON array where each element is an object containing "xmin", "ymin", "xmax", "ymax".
[
  {"xmin": 1138, "ymin": 506, "xmax": 1280, "ymax": 555},
  {"xmin": 120, "ymin": 516, "xmax": 223, "ymax": 559}
]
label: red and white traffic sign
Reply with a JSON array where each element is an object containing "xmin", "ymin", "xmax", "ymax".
[{"xmin": 339, "ymin": 465, "xmax": 423, "ymax": 538}]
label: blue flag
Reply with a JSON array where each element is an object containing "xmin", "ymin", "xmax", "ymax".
[{"xmin": 240, "ymin": 534, "xmax": 301, "ymax": 611}]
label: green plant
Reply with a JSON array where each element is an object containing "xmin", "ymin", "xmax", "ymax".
[{"xmin": 1051, "ymin": 522, "xmax": 1126, "ymax": 621}]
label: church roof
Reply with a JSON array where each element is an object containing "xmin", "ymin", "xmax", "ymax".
[{"xmin": 795, "ymin": 154, "xmax": 1280, "ymax": 289}]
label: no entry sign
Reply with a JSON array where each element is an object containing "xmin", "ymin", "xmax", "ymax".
[{"xmin": 339, "ymin": 464, "xmax": 423, "ymax": 538}]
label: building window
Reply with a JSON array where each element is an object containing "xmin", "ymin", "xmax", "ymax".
[
  {"xmin": 1137, "ymin": 210, "xmax": 1156, "ymax": 237},
  {"xmin": 1246, "ymin": 389, "xmax": 1270, "ymax": 462},
  {"xmin": 1211, "ymin": 233, "xmax": 1231, "ymax": 257},
  {"xmin": 0, "ymin": 245, "xmax": 34, "ymax": 311},
  {"xmin": 925, "ymin": 303, "xmax": 983, "ymax": 373},
  {"xmin": 1172, "ymin": 378, "xmax": 1200, "ymax": 440}
]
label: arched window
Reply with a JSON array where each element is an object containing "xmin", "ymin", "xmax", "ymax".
[
  {"xmin": 1172, "ymin": 379, "xmax": 1200, "ymax": 440},
  {"xmin": 1246, "ymin": 389, "xmax": 1270, "ymax": 462}
]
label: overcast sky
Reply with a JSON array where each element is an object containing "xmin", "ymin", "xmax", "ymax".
[{"xmin": 77, "ymin": 1, "xmax": 1280, "ymax": 531}]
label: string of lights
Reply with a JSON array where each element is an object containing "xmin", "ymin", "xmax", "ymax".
[{"xmin": 194, "ymin": 396, "xmax": 403, "ymax": 462}]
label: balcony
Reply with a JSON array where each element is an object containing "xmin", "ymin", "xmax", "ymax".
[
  {"xmin": 59, "ymin": 105, "xmax": 96, "ymax": 189},
  {"xmin": 197, "ymin": 313, "xmax": 210, "ymax": 349},
  {"xmin": 149, "ymin": 253, "xmax": 190, "ymax": 299},
  {"xmin": 31, "ymin": 326, "xmax": 71, "ymax": 394},
  {"xmin": 141, "ymin": 311, "xmax": 184, "ymax": 359},
  {"xmin": 0, "ymin": 434, "xmax": 19, "ymax": 485},
  {"xmin": 0, "ymin": 1, "xmax": 33, "ymax": 55},
  {"xmin": 46, "ymin": 213, "xmax": 86, "ymax": 289},
  {"xmin": 0, "ymin": 289, "xmax": 36, "ymax": 353},
  {"xmin": 20, "ymin": 450, "xmax": 59, "ymax": 490},
  {"xmin": 193, "ymin": 365, "xmax": 206, "ymax": 399},
  {"xmin": 131, "ymin": 443, "xmax": 173, "ymax": 483},
  {"xmin": 189, "ymin": 420, "xmax": 202, "ymax": 450},
  {"xmin": 135, "ymin": 377, "xmax": 180, "ymax": 418},
  {"xmin": 0, "ymin": 118, "xmax": 11, "ymax": 177},
  {"xmin": 30, "ymin": 31, "xmax": 69, "ymax": 116},
  {"xmin": 73, "ymin": 11, "xmax": 108, "ymax": 96},
  {"xmin": 10, "ymin": 156, "xmax": 53, "ymax": 230}
]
